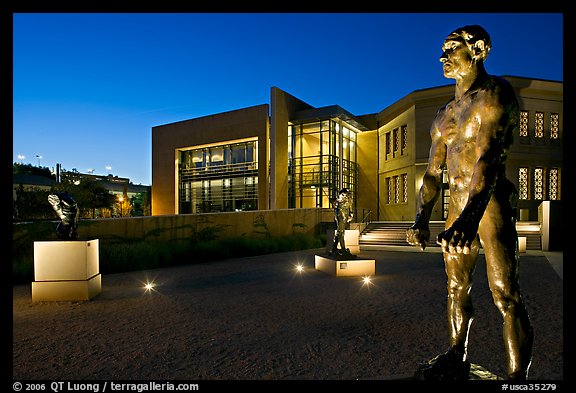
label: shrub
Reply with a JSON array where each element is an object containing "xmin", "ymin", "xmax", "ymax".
[{"xmin": 13, "ymin": 233, "xmax": 323, "ymax": 284}]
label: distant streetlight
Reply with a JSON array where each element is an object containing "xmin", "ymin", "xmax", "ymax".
[{"xmin": 36, "ymin": 154, "xmax": 42, "ymax": 166}]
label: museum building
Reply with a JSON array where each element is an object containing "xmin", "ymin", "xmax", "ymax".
[{"xmin": 151, "ymin": 76, "xmax": 563, "ymax": 223}]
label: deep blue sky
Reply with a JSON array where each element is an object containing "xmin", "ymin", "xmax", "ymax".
[{"xmin": 13, "ymin": 13, "xmax": 563, "ymax": 186}]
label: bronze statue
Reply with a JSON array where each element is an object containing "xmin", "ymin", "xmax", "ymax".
[
  {"xmin": 48, "ymin": 191, "xmax": 79, "ymax": 240},
  {"xmin": 330, "ymin": 188, "xmax": 354, "ymax": 258},
  {"xmin": 406, "ymin": 25, "xmax": 533, "ymax": 380}
]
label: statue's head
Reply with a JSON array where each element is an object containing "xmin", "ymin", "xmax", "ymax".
[
  {"xmin": 337, "ymin": 188, "xmax": 349, "ymax": 202},
  {"xmin": 443, "ymin": 25, "xmax": 491, "ymax": 63}
]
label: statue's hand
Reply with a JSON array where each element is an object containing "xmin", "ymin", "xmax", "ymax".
[
  {"xmin": 436, "ymin": 224, "xmax": 476, "ymax": 254},
  {"xmin": 406, "ymin": 225, "xmax": 430, "ymax": 251}
]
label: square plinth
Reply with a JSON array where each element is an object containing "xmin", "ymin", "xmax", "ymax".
[
  {"xmin": 32, "ymin": 274, "xmax": 102, "ymax": 302},
  {"xmin": 325, "ymin": 229, "xmax": 360, "ymax": 254},
  {"xmin": 315, "ymin": 255, "xmax": 375, "ymax": 277},
  {"xmin": 34, "ymin": 239, "xmax": 99, "ymax": 281}
]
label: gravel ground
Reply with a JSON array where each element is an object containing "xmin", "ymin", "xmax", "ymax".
[{"xmin": 12, "ymin": 248, "xmax": 563, "ymax": 385}]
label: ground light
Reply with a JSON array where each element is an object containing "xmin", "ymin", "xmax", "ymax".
[
  {"xmin": 295, "ymin": 263, "xmax": 304, "ymax": 273},
  {"xmin": 143, "ymin": 281, "xmax": 156, "ymax": 292},
  {"xmin": 361, "ymin": 275, "xmax": 373, "ymax": 287}
]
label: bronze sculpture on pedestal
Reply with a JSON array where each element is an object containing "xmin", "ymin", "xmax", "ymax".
[
  {"xmin": 330, "ymin": 188, "xmax": 354, "ymax": 258},
  {"xmin": 406, "ymin": 25, "xmax": 533, "ymax": 380},
  {"xmin": 48, "ymin": 191, "xmax": 79, "ymax": 240}
]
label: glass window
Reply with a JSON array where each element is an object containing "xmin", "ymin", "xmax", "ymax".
[
  {"xmin": 550, "ymin": 113, "xmax": 559, "ymax": 139},
  {"xmin": 534, "ymin": 168, "xmax": 544, "ymax": 200},
  {"xmin": 535, "ymin": 112, "xmax": 544, "ymax": 138},
  {"xmin": 210, "ymin": 147, "xmax": 223, "ymax": 165},
  {"xmin": 518, "ymin": 167, "xmax": 529, "ymax": 200},
  {"xmin": 402, "ymin": 173, "xmax": 408, "ymax": 203},
  {"xmin": 401, "ymin": 125, "xmax": 407, "ymax": 154},
  {"xmin": 519, "ymin": 111, "xmax": 529, "ymax": 137},
  {"xmin": 193, "ymin": 150, "xmax": 203, "ymax": 168},
  {"xmin": 232, "ymin": 145, "xmax": 245, "ymax": 164},
  {"xmin": 549, "ymin": 168, "xmax": 559, "ymax": 200}
]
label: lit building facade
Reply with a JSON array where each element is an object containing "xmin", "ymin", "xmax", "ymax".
[{"xmin": 152, "ymin": 77, "xmax": 562, "ymax": 223}]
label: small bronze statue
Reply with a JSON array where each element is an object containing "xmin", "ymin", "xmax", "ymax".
[
  {"xmin": 48, "ymin": 191, "xmax": 79, "ymax": 240},
  {"xmin": 329, "ymin": 188, "xmax": 354, "ymax": 258},
  {"xmin": 406, "ymin": 25, "xmax": 533, "ymax": 380}
]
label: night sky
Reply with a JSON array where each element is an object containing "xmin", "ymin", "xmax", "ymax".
[{"xmin": 12, "ymin": 12, "xmax": 564, "ymax": 185}]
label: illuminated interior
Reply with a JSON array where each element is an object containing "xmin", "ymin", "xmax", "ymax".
[
  {"xmin": 178, "ymin": 138, "xmax": 258, "ymax": 213},
  {"xmin": 288, "ymin": 118, "xmax": 359, "ymax": 209}
]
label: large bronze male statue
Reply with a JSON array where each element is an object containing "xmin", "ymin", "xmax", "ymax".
[{"xmin": 406, "ymin": 25, "xmax": 533, "ymax": 380}]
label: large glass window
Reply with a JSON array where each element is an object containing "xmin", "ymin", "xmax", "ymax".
[
  {"xmin": 178, "ymin": 139, "xmax": 258, "ymax": 213},
  {"xmin": 288, "ymin": 119, "xmax": 359, "ymax": 211}
]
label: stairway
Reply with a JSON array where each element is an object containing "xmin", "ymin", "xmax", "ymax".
[{"xmin": 360, "ymin": 221, "xmax": 542, "ymax": 250}]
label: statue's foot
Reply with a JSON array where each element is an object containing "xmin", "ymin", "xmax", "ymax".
[
  {"xmin": 414, "ymin": 349, "xmax": 470, "ymax": 381},
  {"xmin": 507, "ymin": 370, "xmax": 528, "ymax": 380}
]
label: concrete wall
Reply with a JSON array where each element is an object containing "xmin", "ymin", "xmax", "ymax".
[
  {"xmin": 15, "ymin": 208, "xmax": 326, "ymax": 246},
  {"xmin": 356, "ymin": 130, "xmax": 378, "ymax": 219}
]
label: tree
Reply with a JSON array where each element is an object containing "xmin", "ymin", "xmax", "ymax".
[
  {"xmin": 14, "ymin": 184, "xmax": 54, "ymax": 221},
  {"xmin": 13, "ymin": 163, "xmax": 54, "ymax": 179},
  {"xmin": 115, "ymin": 192, "xmax": 132, "ymax": 217},
  {"xmin": 52, "ymin": 179, "xmax": 116, "ymax": 218},
  {"xmin": 130, "ymin": 189, "xmax": 151, "ymax": 216}
]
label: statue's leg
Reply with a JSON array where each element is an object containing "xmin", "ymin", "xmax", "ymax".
[
  {"xmin": 331, "ymin": 232, "xmax": 339, "ymax": 254},
  {"xmin": 479, "ymin": 211, "xmax": 533, "ymax": 380},
  {"xmin": 338, "ymin": 230, "xmax": 346, "ymax": 252},
  {"xmin": 444, "ymin": 246, "xmax": 479, "ymax": 358},
  {"xmin": 415, "ymin": 247, "xmax": 478, "ymax": 381}
]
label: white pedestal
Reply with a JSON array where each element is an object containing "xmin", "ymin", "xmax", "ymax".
[
  {"xmin": 315, "ymin": 255, "xmax": 375, "ymax": 277},
  {"xmin": 518, "ymin": 236, "xmax": 527, "ymax": 253},
  {"xmin": 32, "ymin": 239, "xmax": 101, "ymax": 301},
  {"xmin": 325, "ymin": 229, "xmax": 360, "ymax": 254}
]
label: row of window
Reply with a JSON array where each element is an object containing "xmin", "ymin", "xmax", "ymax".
[
  {"xmin": 518, "ymin": 167, "xmax": 560, "ymax": 201},
  {"xmin": 384, "ymin": 166, "xmax": 561, "ymax": 210},
  {"xmin": 179, "ymin": 177, "xmax": 258, "ymax": 213},
  {"xmin": 385, "ymin": 173, "xmax": 408, "ymax": 205},
  {"xmin": 384, "ymin": 124, "xmax": 408, "ymax": 160},
  {"xmin": 519, "ymin": 111, "xmax": 560, "ymax": 140},
  {"xmin": 180, "ymin": 140, "xmax": 258, "ymax": 169}
]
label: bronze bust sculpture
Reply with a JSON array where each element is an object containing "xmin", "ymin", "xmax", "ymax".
[
  {"xmin": 406, "ymin": 25, "xmax": 533, "ymax": 380},
  {"xmin": 48, "ymin": 191, "xmax": 79, "ymax": 240}
]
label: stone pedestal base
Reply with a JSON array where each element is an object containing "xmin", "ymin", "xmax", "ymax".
[
  {"xmin": 315, "ymin": 254, "xmax": 375, "ymax": 277},
  {"xmin": 518, "ymin": 236, "xmax": 527, "ymax": 253},
  {"xmin": 32, "ymin": 239, "xmax": 101, "ymax": 302},
  {"xmin": 325, "ymin": 229, "xmax": 360, "ymax": 254},
  {"xmin": 32, "ymin": 274, "xmax": 102, "ymax": 302}
]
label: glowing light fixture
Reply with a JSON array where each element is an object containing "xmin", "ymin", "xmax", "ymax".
[
  {"xmin": 295, "ymin": 263, "xmax": 304, "ymax": 273},
  {"xmin": 362, "ymin": 275, "xmax": 372, "ymax": 286},
  {"xmin": 144, "ymin": 282, "xmax": 156, "ymax": 291}
]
